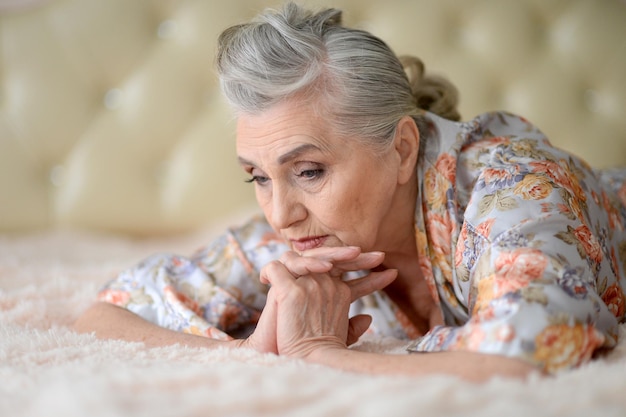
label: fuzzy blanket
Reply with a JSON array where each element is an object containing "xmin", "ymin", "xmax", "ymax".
[{"xmin": 2, "ymin": 229, "xmax": 626, "ymax": 417}]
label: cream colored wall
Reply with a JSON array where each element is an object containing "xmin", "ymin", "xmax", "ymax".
[{"xmin": 1, "ymin": 0, "xmax": 625, "ymax": 235}]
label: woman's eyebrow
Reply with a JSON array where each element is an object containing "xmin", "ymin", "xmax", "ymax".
[
  {"xmin": 277, "ymin": 143, "xmax": 320, "ymax": 165},
  {"xmin": 237, "ymin": 143, "xmax": 322, "ymax": 167},
  {"xmin": 237, "ymin": 156, "xmax": 256, "ymax": 167}
]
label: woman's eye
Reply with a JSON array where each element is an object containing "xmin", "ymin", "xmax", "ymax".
[
  {"xmin": 245, "ymin": 175, "xmax": 269, "ymax": 185},
  {"xmin": 297, "ymin": 169, "xmax": 324, "ymax": 180}
]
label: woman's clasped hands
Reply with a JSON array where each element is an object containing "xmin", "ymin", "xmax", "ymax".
[{"xmin": 244, "ymin": 246, "xmax": 398, "ymax": 358}]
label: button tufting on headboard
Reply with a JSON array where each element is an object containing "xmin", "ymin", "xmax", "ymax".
[{"xmin": 1, "ymin": 0, "xmax": 625, "ymax": 235}]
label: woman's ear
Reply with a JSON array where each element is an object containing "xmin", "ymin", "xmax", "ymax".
[{"xmin": 393, "ymin": 116, "xmax": 420, "ymax": 185}]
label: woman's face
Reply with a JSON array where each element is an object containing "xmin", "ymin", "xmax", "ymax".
[{"xmin": 236, "ymin": 100, "xmax": 412, "ymax": 253}]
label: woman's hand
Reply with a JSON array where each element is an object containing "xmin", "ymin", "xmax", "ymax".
[
  {"xmin": 245, "ymin": 246, "xmax": 396, "ymax": 355},
  {"xmin": 269, "ymin": 246, "xmax": 395, "ymax": 302},
  {"xmin": 255, "ymin": 247, "xmax": 397, "ymax": 358}
]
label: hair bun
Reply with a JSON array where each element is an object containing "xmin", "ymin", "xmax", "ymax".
[{"xmin": 400, "ymin": 56, "xmax": 461, "ymax": 121}]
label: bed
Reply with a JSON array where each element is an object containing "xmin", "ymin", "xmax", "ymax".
[{"xmin": 2, "ymin": 0, "xmax": 626, "ymax": 416}]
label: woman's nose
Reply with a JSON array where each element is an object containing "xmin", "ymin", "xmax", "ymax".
[{"xmin": 269, "ymin": 185, "xmax": 306, "ymax": 230}]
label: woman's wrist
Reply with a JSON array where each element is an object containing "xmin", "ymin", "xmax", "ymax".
[
  {"xmin": 229, "ymin": 337, "xmax": 257, "ymax": 351},
  {"xmin": 282, "ymin": 337, "xmax": 347, "ymax": 362},
  {"xmin": 301, "ymin": 343, "xmax": 351, "ymax": 368}
]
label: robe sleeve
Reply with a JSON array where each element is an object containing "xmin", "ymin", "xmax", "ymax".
[{"xmin": 97, "ymin": 216, "xmax": 288, "ymax": 340}]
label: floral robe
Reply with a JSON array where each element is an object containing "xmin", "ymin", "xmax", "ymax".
[{"xmin": 98, "ymin": 111, "xmax": 626, "ymax": 373}]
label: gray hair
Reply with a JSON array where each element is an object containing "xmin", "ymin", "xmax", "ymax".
[{"xmin": 216, "ymin": 2, "xmax": 460, "ymax": 149}]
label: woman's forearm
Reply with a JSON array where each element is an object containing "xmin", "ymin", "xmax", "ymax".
[
  {"xmin": 307, "ymin": 347, "xmax": 539, "ymax": 382},
  {"xmin": 73, "ymin": 302, "xmax": 245, "ymax": 350}
]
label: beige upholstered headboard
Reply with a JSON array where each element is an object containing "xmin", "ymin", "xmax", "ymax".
[{"xmin": 1, "ymin": 0, "xmax": 625, "ymax": 235}]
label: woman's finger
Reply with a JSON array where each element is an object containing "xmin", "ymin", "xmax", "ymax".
[
  {"xmin": 327, "ymin": 252, "xmax": 385, "ymax": 277},
  {"xmin": 259, "ymin": 260, "xmax": 299, "ymax": 286},
  {"xmin": 345, "ymin": 268, "xmax": 398, "ymax": 301},
  {"xmin": 301, "ymin": 247, "xmax": 385, "ymax": 272},
  {"xmin": 281, "ymin": 248, "xmax": 386, "ymax": 278},
  {"xmin": 246, "ymin": 286, "xmax": 279, "ymax": 353},
  {"xmin": 346, "ymin": 314, "xmax": 372, "ymax": 346},
  {"xmin": 279, "ymin": 251, "xmax": 333, "ymax": 277},
  {"xmin": 298, "ymin": 246, "xmax": 362, "ymax": 261}
]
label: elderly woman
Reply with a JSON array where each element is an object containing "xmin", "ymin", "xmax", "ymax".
[{"xmin": 75, "ymin": 3, "xmax": 626, "ymax": 381}]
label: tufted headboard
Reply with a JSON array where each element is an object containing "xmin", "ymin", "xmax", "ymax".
[{"xmin": 1, "ymin": 0, "xmax": 625, "ymax": 235}]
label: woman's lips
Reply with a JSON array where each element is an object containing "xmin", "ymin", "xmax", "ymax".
[{"xmin": 291, "ymin": 236, "xmax": 328, "ymax": 252}]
